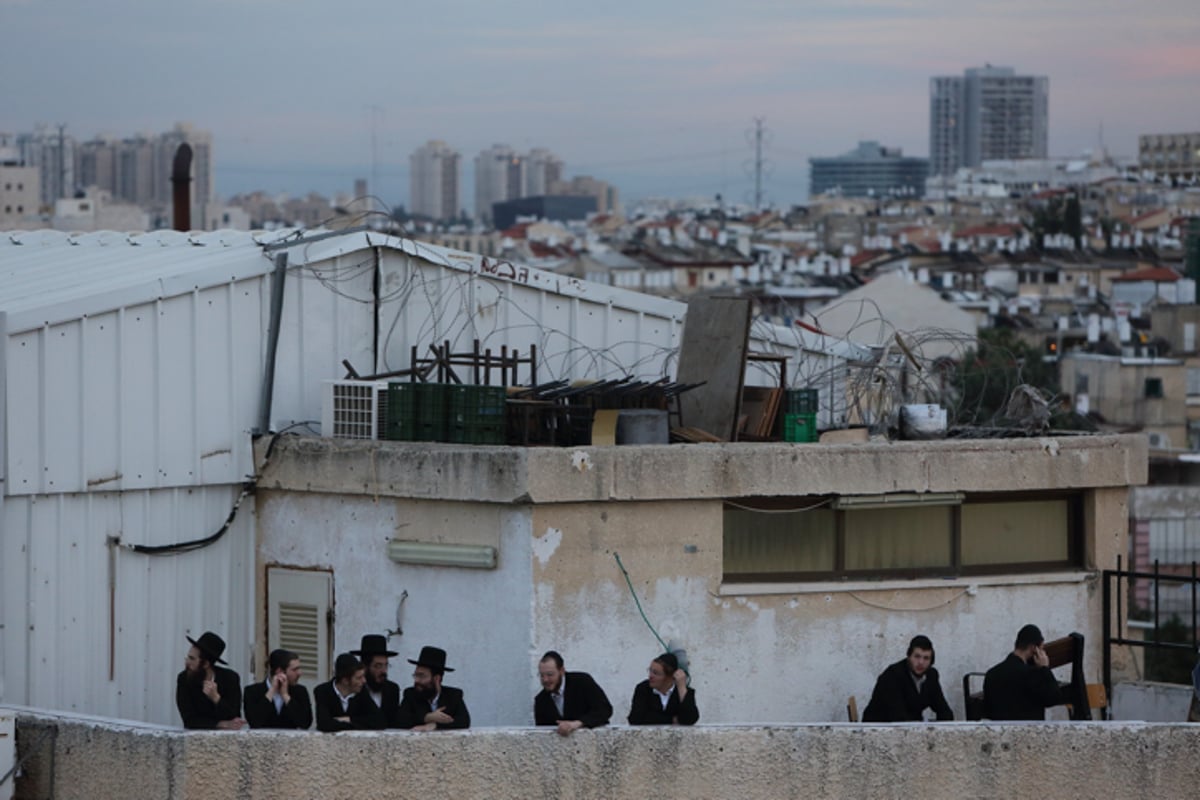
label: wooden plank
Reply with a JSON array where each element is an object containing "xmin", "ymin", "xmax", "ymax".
[{"xmin": 675, "ymin": 297, "xmax": 752, "ymax": 440}]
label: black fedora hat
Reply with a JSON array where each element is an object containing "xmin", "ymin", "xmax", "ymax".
[
  {"xmin": 352, "ymin": 634, "xmax": 398, "ymax": 659},
  {"xmin": 186, "ymin": 631, "xmax": 228, "ymax": 665},
  {"xmin": 407, "ymin": 645, "xmax": 454, "ymax": 672}
]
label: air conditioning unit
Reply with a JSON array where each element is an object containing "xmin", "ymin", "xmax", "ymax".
[
  {"xmin": 321, "ymin": 380, "xmax": 389, "ymax": 440},
  {"xmin": 1146, "ymin": 431, "xmax": 1170, "ymax": 450}
]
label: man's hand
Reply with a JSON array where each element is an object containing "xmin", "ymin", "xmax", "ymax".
[
  {"xmin": 334, "ymin": 715, "xmax": 350, "ymax": 723},
  {"xmin": 556, "ymin": 720, "xmax": 583, "ymax": 737},
  {"xmin": 202, "ymin": 678, "xmax": 221, "ymax": 704},
  {"xmin": 1032, "ymin": 645, "xmax": 1050, "ymax": 668},
  {"xmin": 424, "ymin": 707, "xmax": 453, "ymax": 725},
  {"xmin": 674, "ymin": 668, "xmax": 689, "ymax": 700},
  {"xmin": 272, "ymin": 672, "xmax": 290, "ymax": 703},
  {"xmin": 412, "ymin": 722, "xmax": 437, "ymax": 732},
  {"xmin": 215, "ymin": 718, "xmax": 246, "ymax": 731}
]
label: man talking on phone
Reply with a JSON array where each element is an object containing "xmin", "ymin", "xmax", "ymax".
[
  {"xmin": 244, "ymin": 648, "xmax": 313, "ymax": 729},
  {"xmin": 982, "ymin": 624, "xmax": 1064, "ymax": 720}
]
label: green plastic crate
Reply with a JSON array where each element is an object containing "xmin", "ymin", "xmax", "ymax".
[
  {"xmin": 783, "ymin": 412, "xmax": 818, "ymax": 443},
  {"xmin": 447, "ymin": 385, "xmax": 507, "ymax": 425},
  {"xmin": 386, "ymin": 382, "xmax": 447, "ymax": 441},
  {"xmin": 784, "ymin": 388, "xmax": 819, "ymax": 415}
]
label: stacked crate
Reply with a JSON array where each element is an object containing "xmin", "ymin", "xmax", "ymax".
[
  {"xmin": 446, "ymin": 385, "xmax": 507, "ymax": 444},
  {"xmin": 782, "ymin": 388, "xmax": 819, "ymax": 443},
  {"xmin": 386, "ymin": 383, "xmax": 507, "ymax": 445}
]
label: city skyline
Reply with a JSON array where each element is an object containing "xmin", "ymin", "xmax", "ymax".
[{"xmin": 2, "ymin": 1, "xmax": 1196, "ymax": 208}]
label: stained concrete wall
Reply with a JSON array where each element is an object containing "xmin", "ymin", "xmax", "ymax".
[
  {"xmin": 532, "ymin": 498, "xmax": 1106, "ymax": 724},
  {"xmin": 252, "ymin": 434, "xmax": 1145, "ymax": 726},
  {"xmin": 10, "ymin": 708, "xmax": 1200, "ymax": 800},
  {"xmin": 255, "ymin": 494, "xmax": 533, "ymax": 726},
  {"xmin": 1112, "ymin": 681, "xmax": 1196, "ymax": 722}
]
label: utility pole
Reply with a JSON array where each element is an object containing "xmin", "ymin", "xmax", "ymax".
[
  {"xmin": 753, "ymin": 117, "xmax": 765, "ymax": 210},
  {"xmin": 367, "ymin": 105, "xmax": 382, "ymax": 210},
  {"xmin": 745, "ymin": 117, "xmax": 768, "ymax": 210}
]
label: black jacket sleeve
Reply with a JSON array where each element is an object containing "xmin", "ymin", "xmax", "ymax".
[
  {"xmin": 314, "ymin": 683, "xmax": 355, "ymax": 732},
  {"xmin": 348, "ymin": 691, "xmax": 388, "ymax": 730},
  {"xmin": 177, "ymin": 669, "xmax": 241, "ymax": 729},
  {"xmin": 534, "ymin": 691, "xmax": 556, "ymax": 726},
  {"xmin": 573, "ymin": 673, "xmax": 614, "ymax": 729},
  {"xmin": 284, "ymin": 684, "xmax": 314, "ymax": 730},
  {"xmin": 673, "ymin": 687, "xmax": 699, "ymax": 726},
  {"xmin": 438, "ymin": 687, "xmax": 471, "ymax": 729},
  {"xmin": 926, "ymin": 670, "xmax": 954, "ymax": 721},
  {"xmin": 1026, "ymin": 665, "xmax": 1066, "ymax": 709},
  {"xmin": 243, "ymin": 683, "xmax": 273, "ymax": 729}
]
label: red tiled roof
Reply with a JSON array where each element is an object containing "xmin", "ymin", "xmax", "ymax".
[
  {"xmin": 1111, "ymin": 266, "xmax": 1182, "ymax": 283},
  {"xmin": 500, "ymin": 222, "xmax": 532, "ymax": 239},
  {"xmin": 850, "ymin": 249, "xmax": 886, "ymax": 268},
  {"xmin": 1126, "ymin": 209, "xmax": 1167, "ymax": 225}
]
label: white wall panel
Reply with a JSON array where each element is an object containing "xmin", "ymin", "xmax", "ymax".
[
  {"xmin": 6, "ymin": 280, "xmax": 266, "ymax": 496},
  {"xmin": 0, "ymin": 485, "xmax": 254, "ymax": 725}
]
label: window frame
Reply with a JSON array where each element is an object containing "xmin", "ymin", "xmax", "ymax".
[{"xmin": 722, "ymin": 491, "xmax": 1083, "ymax": 583}]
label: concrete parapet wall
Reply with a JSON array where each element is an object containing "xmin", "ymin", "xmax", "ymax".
[
  {"xmin": 256, "ymin": 434, "xmax": 1148, "ymax": 504},
  {"xmin": 10, "ymin": 707, "xmax": 1200, "ymax": 800}
]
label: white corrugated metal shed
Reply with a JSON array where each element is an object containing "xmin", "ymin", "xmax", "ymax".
[{"xmin": 0, "ymin": 226, "xmax": 860, "ymax": 725}]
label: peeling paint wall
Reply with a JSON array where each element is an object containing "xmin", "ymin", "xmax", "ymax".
[
  {"xmin": 531, "ymin": 499, "xmax": 1110, "ymax": 724},
  {"xmin": 255, "ymin": 492, "xmax": 533, "ymax": 726},
  {"xmin": 11, "ymin": 708, "xmax": 1200, "ymax": 800},
  {"xmin": 251, "ymin": 435, "xmax": 1144, "ymax": 728}
]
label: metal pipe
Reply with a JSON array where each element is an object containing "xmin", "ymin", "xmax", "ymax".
[
  {"xmin": 1102, "ymin": 567, "xmax": 1111, "ymax": 705},
  {"xmin": 256, "ymin": 253, "xmax": 288, "ymax": 435},
  {"xmin": 1153, "ymin": 559, "xmax": 1161, "ymax": 644},
  {"xmin": 171, "ymin": 143, "xmax": 193, "ymax": 232}
]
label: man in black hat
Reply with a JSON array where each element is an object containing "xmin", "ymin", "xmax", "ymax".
[
  {"xmin": 176, "ymin": 631, "xmax": 246, "ymax": 730},
  {"xmin": 348, "ymin": 634, "xmax": 400, "ymax": 729},
  {"xmin": 396, "ymin": 645, "xmax": 470, "ymax": 730},
  {"xmin": 983, "ymin": 623, "xmax": 1065, "ymax": 720},
  {"xmin": 861, "ymin": 635, "xmax": 954, "ymax": 722},
  {"xmin": 243, "ymin": 648, "xmax": 313, "ymax": 729},
  {"xmin": 534, "ymin": 650, "xmax": 613, "ymax": 735}
]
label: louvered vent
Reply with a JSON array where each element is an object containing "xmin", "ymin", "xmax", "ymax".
[{"xmin": 278, "ymin": 602, "xmax": 320, "ymax": 671}]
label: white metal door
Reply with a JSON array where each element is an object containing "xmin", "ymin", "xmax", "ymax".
[{"xmin": 267, "ymin": 567, "xmax": 332, "ymax": 683}]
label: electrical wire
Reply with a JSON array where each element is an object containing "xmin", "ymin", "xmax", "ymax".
[{"xmin": 613, "ymin": 552, "xmax": 670, "ymax": 654}]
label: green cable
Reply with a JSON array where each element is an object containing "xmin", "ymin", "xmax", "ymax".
[{"xmin": 613, "ymin": 551, "xmax": 670, "ymax": 654}]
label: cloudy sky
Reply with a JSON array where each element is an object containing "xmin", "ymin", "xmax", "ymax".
[{"xmin": 2, "ymin": 0, "xmax": 1196, "ymax": 207}]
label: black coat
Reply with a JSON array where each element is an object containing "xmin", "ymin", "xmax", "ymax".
[
  {"xmin": 243, "ymin": 680, "xmax": 314, "ymax": 730},
  {"xmin": 347, "ymin": 680, "xmax": 401, "ymax": 729},
  {"xmin": 534, "ymin": 671, "xmax": 613, "ymax": 728},
  {"xmin": 313, "ymin": 680, "xmax": 379, "ymax": 732},
  {"xmin": 861, "ymin": 660, "xmax": 954, "ymax": 722},
  {"xmin": 176, "ymin": 666, "xmax": 242, "ymax": 729},
  {"xmin": 396, "ymin": 685, "xmax": 471, "ymax": 729},
  {"xmin": 983, "ymin": 653, "xmax": 1064, "ymax": 720},
  {"xmin": 627, "ymin": 679, "xmax": 699, "ymax": 725}
]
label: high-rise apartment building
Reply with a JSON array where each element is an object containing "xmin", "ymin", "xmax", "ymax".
[
  {"xmin": 409, "ymin": 140, "xmax": 461, "ymax": 221},
  {"xmin": 523, "ymin": 148, "xmax": 564, "ymax": 197},
  {"xmin": 16, "ymin": 126, "xmax": 76, "ymax": 207},
  {"xmin": 474, "ymin": 144, "xmax": 525, "ymax": 224},
  {"xmin": 929, "ymin": 66, "xmax": 1048, "ymax": 176}
]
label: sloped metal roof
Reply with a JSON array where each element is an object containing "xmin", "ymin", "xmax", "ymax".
[{"xmin": 0, "ymin": 229, "xmax": 300, "ymax": 330}]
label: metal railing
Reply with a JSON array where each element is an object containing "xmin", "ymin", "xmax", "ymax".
[{"xmin": 1102, "ymin": 555, "xmax": 1199, "ymax": 700}]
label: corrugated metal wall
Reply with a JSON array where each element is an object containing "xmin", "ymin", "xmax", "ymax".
[
  {"xmin": 0, "ymin": 484, "xmax": 253, "ymax": 725},
  {"xmin": 5, "ymin": 280, "xmax": 268, "ymax": 496}
]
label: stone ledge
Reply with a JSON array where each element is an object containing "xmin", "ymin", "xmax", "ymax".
[
  {"xmin": 10, "ymin": 706, "xmax": 1200, "ymax": 800},
  {"xmin": 255, "ymin": 433, "xmax": 1148, "ymax": 504}
]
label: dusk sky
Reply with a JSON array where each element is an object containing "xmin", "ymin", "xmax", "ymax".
[{"xmin": 3, "ymin": 0, "xmax": 1197, "ymax": 208}]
